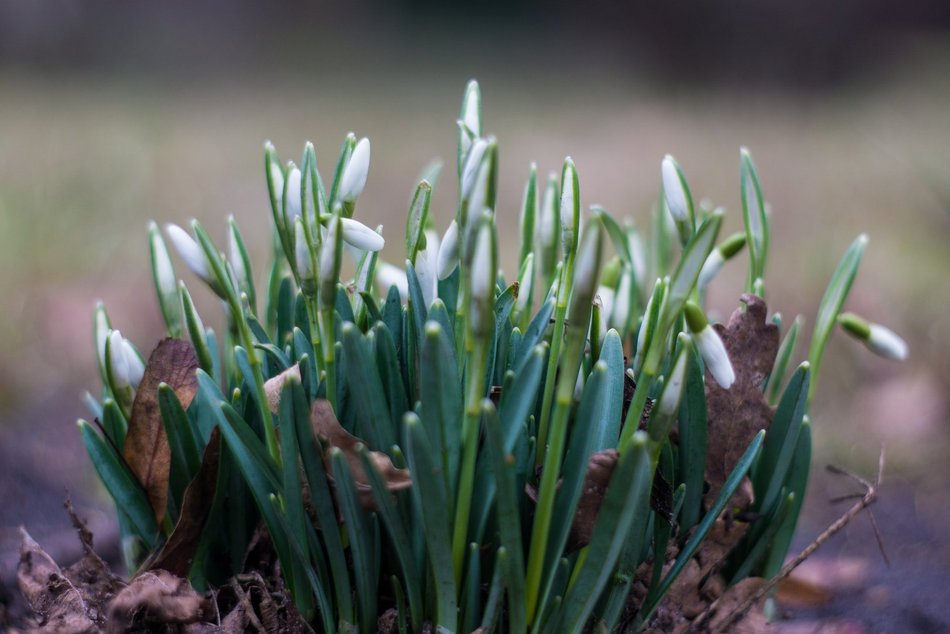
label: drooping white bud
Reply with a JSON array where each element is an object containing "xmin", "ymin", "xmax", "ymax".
[
  {"xmin": 696, "ymin": 326, "xmax": 735, "ymax": 388},
  {"xmin": 697, "ymin": 249, "xmax": 725, "ymax": 290},
  {"xmin": 867, "ymin": 324, "xmax": 908, "ymax": 361},
  {"xmin": 437, "ymin": 219, "xmax": 460, "ymax": 280},
  {"xmin": 658, "ymin": 341, "xmax": 690, "ymax": 416},
  {"xmin": 339, "ymin": 137, "xmax": 371, "ymax": 203},
  {"xmin": 165, "ymin": 223, "xmax": 212, "ymax": 284},
  {"xmin": 122, "ymin": 339, "xmax": 145, "ymax": 388},
  {"xmin": 340, "ymin": 217, "xmax": 385, "ymax": 252}
]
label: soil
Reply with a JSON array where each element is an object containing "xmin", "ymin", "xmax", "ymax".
[{"xmin": 3, "ymin": 387, "xmax": 950, "ymax": 632}]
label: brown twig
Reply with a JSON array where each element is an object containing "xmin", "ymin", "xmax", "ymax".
[{"xmin": 705, "ymin": 446, "xmax": 886, "ymax": 633}]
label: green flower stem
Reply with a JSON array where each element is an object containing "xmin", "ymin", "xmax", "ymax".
[
  {"xmin": 451, "ymin": 334, "xmax": 489, "ymax": 587},
  {"xmin": 320, "ymin": 304, "xmax": 338, "ymax": 411},
  {"xmin": 525, "ymin": 315, "xmax": 585, "ymax": 625},
  {"xmin": 535, "ymin": 253, "xmax": 574, "ymax": 468}
]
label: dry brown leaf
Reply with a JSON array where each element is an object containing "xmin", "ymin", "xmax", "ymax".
[
  {"xmin": 106, "ymin": 570, "xmax": 208, "ymax": 633},
  {"xmin": 310, "ymin": 399, "xmax": 411, "ymax": 511},
  {"xmin": 706, "ymin": 577, "xmax": 772, "ymax": 633},
  {"xmin": 264, "ymin": 364, "xmax": 301, "ymax": 413},
  {"xmin": 145, "ymin": 428, "xmax": 222, "ymax": 577},
  {"xmin": 704, "ymin": 294, "xmax": 778, "ymax": 505},
  {"xmin": 566, "ymin": 449, "xmax": 617, "ymax": 551},
  {"xmin": 17, "ymin": 529, "xmax": 98, "ymax": 633},
  {"xmin": 123, "ymin": 338, "xmax": 199, "ymax": 525}
]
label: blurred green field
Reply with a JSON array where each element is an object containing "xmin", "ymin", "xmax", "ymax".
[{"xmin": 1, "ymin": 40, "xmax": 948, "ymax": 485}]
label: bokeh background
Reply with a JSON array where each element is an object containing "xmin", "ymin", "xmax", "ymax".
[{"xmin": 2, "ymin": 1, "xmax": 949, "ymax": 629}]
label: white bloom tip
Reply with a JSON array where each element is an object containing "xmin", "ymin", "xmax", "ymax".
[
  {"xmin": 165, "ymin": 223, "xmax": 211, "ymax": 282},
  {"xmin": 662, "ymin": 156, "xmax": 689, "ymax": 223},
  {"xmin": 340, "ymin": 138, "xmax": 371, "ymax": 203},
  {"xmin": 698, "ymin": 326, "xmax": 735, "ymax": 389},
  {"xmin": 340, "ymin": 217, "xmax": 385, "ymax": 252},
  {"xmin": 868, "ymin": 324, "xmax": 908, "ymax": 361}
]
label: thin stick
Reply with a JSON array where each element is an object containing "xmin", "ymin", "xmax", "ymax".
[{"xmin": 705, "ymin": 446, "xmax": 885, "ymax": 633}]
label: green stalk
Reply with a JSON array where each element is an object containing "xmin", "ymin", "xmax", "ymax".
[
  {"xmin": 451, "ymin": 333, "xmax": 489, "ymax": 586},
  {"xmin": 320, "ymin": 304, "xmax": 338, "ymax": 410},
  {"xmin": 535, "ymin": 254, "xmax": 573, "ymax": 468}
]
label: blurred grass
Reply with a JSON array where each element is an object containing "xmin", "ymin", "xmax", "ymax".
[{"xmin": 1, "ymin": 39, "xmax": 948, "ymax": 482}]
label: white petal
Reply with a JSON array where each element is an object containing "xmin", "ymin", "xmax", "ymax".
[
  {"xmin": 559, "ymin": 161, "xmax": 576, "ymax": 251},
  {"xmin": 165, "ymin": 223, "xmax": 211, "ymax": 283},
  {"xmin": 867, "ymin": 324, "xmax": 908, "ymax": 361},
  {"xmin": 269, "ymin": 161, "xmax": 285, "ymax": 209},
  {"xmin": 662, "ymin": 155, "xmax": 689, "ymax": 223},
  {"xmin": 320, "ymin": 217, "xmax": 339, "ymax": 285},
  {"xmin": 109, "ymin": 330, "xmax": 131, "ymax": 389},
  {"xmin": 658, "ymin": 346, "xmax": 689, "ymax": 415},
  {"xmin": 286, "ymin": 167, "xmax": 302, "ymax": 219},
  {"xmin": 698, "ymin": 325, "xmax": 735, "ymax": 388},
  {"xmin": 340, "ymin": 217, "xmax": 385, "ymax": 252},
  {"xmin": 294, "ymin": 219, "xmax": 313, "ymax": 280},
  {"xmin": 228, "ymin": 227, "xmax": 246, "ymax": 287},
  {"xmin": 94, "ymin": 303, "xmax": 111, "ymax": 369},
  {"xmin": 516, "ymin": 255, "xmax": 536, "ymax": 314},
  {"xmin": 417, "ymin": 229, "xmax": 440, "ymax": 307},
  {"xmin": 339, "ymin": 138, "xmax": 371, "ymax": 203},
  {"xmin": 377, "ymin": 261, "xmax": 408, "ymax": 300},
  {"xmin": 150, "ymin": 226, "xmax": 177, "ymax": 298},
  {"xmin": 437, "ymin": 220, "xmax": 460, "ymax": 280},
  {"xmin": 470, "ymin": 224, "xmax": 493, "ymax": 303},
  {"xmin": 460, "ymin": 138, "xmax": 489, "ymax": 201},
  {"xmin": 122, "ymin": 339, "xmax": 145, "ymax": 388},
  {"xmin": 539, "ymin": 176, "xmax": 558, "ymax": 249},
  {"xmin": 697, "ymin": 249, "xmax": 725, "ymax": 290}
]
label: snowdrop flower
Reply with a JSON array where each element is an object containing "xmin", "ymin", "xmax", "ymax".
[
  {"xmin": 468, "ymin": 151, "xmax": 493, "ymax": 215},
  {"xmin": 376, "ymin": 261, "xmax": 409, "ymax": 300},
  {"xmin": 294, "ymin": 217, "xmax": 314, "ymax": 287},
  {"xmin": 339, "ymin": 137, "xmax": 371, "ymax": 203},
  {"xmin": 838, "ymin": 313, "xmax": 908, "ymax": 361},
  {"xmin": 416, "ymin": 229, "xmax": 440, "ymax": 308},
  {"xmin": 165, "ymin": 223, "xmax": 212, "ymax": 284},
  {"xmin": 149, "ymin": 222, "xmax": 177, "ymax": 301},
  {"xmin": 340, "ymin": 217, "xmax": 385, "ymax": 252},
  {"xmin": 285, "ymin": 165, "xmax": 302, "ymax": 220},
  {"xmin": 94, "ymin": 301, "xmax": 112, "ymax": 371},
  {"xmin": 662, "ymin": 155, "xmax": 691, "ymax": 225},
  {"xmin": 608, "ymin": 270, "xmax": 633, "ymax": 331},
  {"xmin": 515, "ymin": 253, "xmax": 536, "ymax": 315},
  {"xmin": 560, "ymin": 158, "xmax": 579, "ymax": 256},
  {"xmin": 319, "ymin": 215, "xmax": 342, "ymax": 305},
  {"xmin": 460, "ymin": 138, "xmax": 489, "ymax": 202},
  {"xmin": 658, "ymin": 339, "xmax": 690, "ymax": 416},
  {"xmin": 461, "ymin": 80, "xmax": 481, "ymax": 138},
  {"xmin": 685, "ymin": 302, "xmax": 735, "ymax": 389},
  {"xmin": 108, "ymin": 330, "xmax": 144, "ymax": 390},
  {"xmin": 698, "ymin": 232, "xmax": 746, "ymax": 290},
  {"xmin": 267, "ymin": 150, "xmax": 285, "ymax": 211},
  {"xmin": 437, "ymin": 219, "xmax": 460, "ymax": 280},
  {"xmin": 538, "ymin": 173, "xmax": 559, "ymax": 253}
]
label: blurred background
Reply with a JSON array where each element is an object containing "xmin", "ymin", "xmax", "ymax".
[{"xmin": 1, "ymin": 1, "xmax": 949, "ymax": 629}]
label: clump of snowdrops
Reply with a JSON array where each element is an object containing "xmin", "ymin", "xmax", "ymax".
[{"xmin": 82, "ymin": 80, "xmax": 906, "ymax": 632}]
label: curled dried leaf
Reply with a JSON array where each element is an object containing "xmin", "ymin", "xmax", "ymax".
[
  {"xmin": 106, "ymin": 570, "xmax": 208, "ymax": 633},
  {"xmin": 310, "ymin": 399, "xmax": 411, "ymax": 510},
  {"xmin": 123, "ymin": 338, "xmax": 199, "ymax": 525},
  {"xmin": 263, "ymin": 364, "xmax": 301, "ymax": 413}
]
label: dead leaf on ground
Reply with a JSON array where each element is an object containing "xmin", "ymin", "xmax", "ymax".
[
  {"xmin": 311, "ymin": 399, "xmax": 412, "ymax": 511},
  {"xmin": 123, "ymin": 338, "xmax": 199, "ymax": 526},
  {"xmin": 145, "ymin": 428, "xmax": 222, "ymax": 577},
  {"xmin": 17, "ymin": 529, "xmax": 98, "ymax": 633},
  {"xmin": 106, "ymin": 570, "xmax": 208, "ymax": 633},
  {"xmin": 704, "ymin": 294, "xmax": 778, "ymax": 505}
]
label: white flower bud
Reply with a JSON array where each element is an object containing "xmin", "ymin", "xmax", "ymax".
[
  {"xmin": 340, "ymin": 217, "xmax": 385, "ymax": 252},
  {"xmin": 560, "ymin": 159, "xmax": 578, "ymax": 253},
  {"xmin": 460, "ymin": 138, "xmax": 489, "ymax": 201},
  {"xmin": 662, "ymin": 155, "xmax": 690, "ymax": 224},
  {"xmin": 227, "ymin": 224, "xmax": 246, "ymax": 289},
  {"xmin": 376, "ymin": 261, "xmax": 409, "ymax": 300},
  {"xmin": 470, "ymin": 223, "xmax": 494, "ymax": 305},
  {"xmin": 94, "ymin": 302, "xmax": 111, "ymax": 371},
  {"xmin": 697, "ymin": 249, "xmax": 725, "ymax": 291},
  {"xmin": 339, "ymin": 137, "xmax": 371, "ymax": 203},
  {"xmin": 468, "ymin": 154, "xmax": 492, "ymax": 215},
  {"xmin": 269, "ymin": 159, "xmax": 285, "ymax": 210},
  {"xmin": 539, "ymin": 174, "xmax": 558, "ymax": 250},
  {"xmin": 286, "ymin": 166, "xmax": 302, "ymax": 219},
  {"xmin": 516, "ymin": 254, "xmax": 536, "ymax": 315},
  {"xmin": 658, "ymin": 342, "xmax": 690, "ymax": 416},
  {"xmin": 108, "ymin": 330, "xmax": 132, "ymax": 390},
  {"xmin": 867, "ymin": 324, "xmax": 908, "ymax": 361},
  {"xmin": 165, "ymin": 223, "xmax": 212, "ymax": 284},
  {"xmin": 416, "ymin": 229, "xmax": 440, "ymax": 308},
  {"xmin": 149, "ymin": 222, "xmax": 177, "ymax": 300},
  {"xmin": 294, "ymin": 218, "xmax": 313, "ymax": 281},
  {"xmin": 320, "ymin": 216, "xmax": 340, "ymax": 287},
  {"xmin": 437, "ymin": 219, "xmax": 460, "ymax": 280},
  {"xmin": 122, "ymin": 339, "xmax": 145, "ymax": 388},
  {"xmin": 696, "ymin": 325, "xmax": 735, "ymax": 388}
]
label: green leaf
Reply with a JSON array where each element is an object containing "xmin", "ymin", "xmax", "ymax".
[
  {"xmin": 593, "ymin": 206, "xmax": 631, "ymax": 266},
  {"xmin": 808, "ymin": 235, "xmax": 867, "ymax": 400},
  {"xmin": 341, "ymin": 323, "xmax": 395, "ymax": 451},
  {"xmin": 767, "ymin": 315, "xmax": 802, "ymax": 405},
  {"xmin": 403, "ymin": 414, "xmax": 457, "ymax": 631},
  {"xmin": 519, "ymin": 164, "xmax": 538, "ymax": 266},
  {"xmin": 373, "ymin": 323, "xmax": 410, "ymax": 433},
  {"xmin": 497, "ymin": 342, "xmax": 546, "ymax": 452},
  {"xmin": 79, "ymin": 420, "xmax": 160, "ymax": 549},
  {"xmin": 762, "ymin": 421, "xmax": 811, "ymax": 577},
  {"xmin": 557, "ymin": 432, "xmax": 653, "ymax": 634},
  {"xmin": 158, "ymin": 383, "xmax": 201, "ymax": 510},
  {"xmin": 358, "ymin": 446, "xmax": 423, "ymax": 630},
  {"xmin": 419, "ymin": 321, "xmax": 463, "ymax": 500},
  {"xmin": 677, "ymin": 348, "xmax": 708, "ymax": 534},
  {"xmin": 330, "ymin": 449, "xmax": 379, "ymax": 634},
  {"xmin": 740, "ymin": 148, "xmax": 769, "ymax": 289},
  {"xmin": 483, "ymin": 401, "xmax": 527, "ymax": 633}
]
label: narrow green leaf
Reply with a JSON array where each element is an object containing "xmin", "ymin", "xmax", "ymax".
[
  {"xmin": 79, "ymin": 420, "xmax": 160, "ymax": 549},
  {"xmin": 740, "ymin": 148, "xmax": 769, "ymax": 289},
  {"xmin": 405, "ymin": 180, "xmax": 433, "ymax": 266},
  {"xmin": 762, "ymin": 421, "xmax": 811, "ymax": 577},
  {"xmin": 498, "ymin": 342, "xmax": 546, "ymax": 452},
  {"xmin": 403, "ymin": 414, "xmax": 457, "ymax": 631},
  {"xmin": 677, "ymin": 349, "xmax": 707, "ymax": 534},
  {"xmin": 341, "ymin": 322, "xmax": 395, "ymax": 451},
  {"xmin": 158, "ymin": 383, "xmax": 201, "ymax": 509},
  {"xmin": 767, "ymin": 315, "xmax": 802, "ymax": 405},
  {"xmin": 279, "ymin": 377, "xmax": 313, "ymax": 618},
  {"xmin": 419, "ymin": 321, "xmax": 463, "ymax": 499}
]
